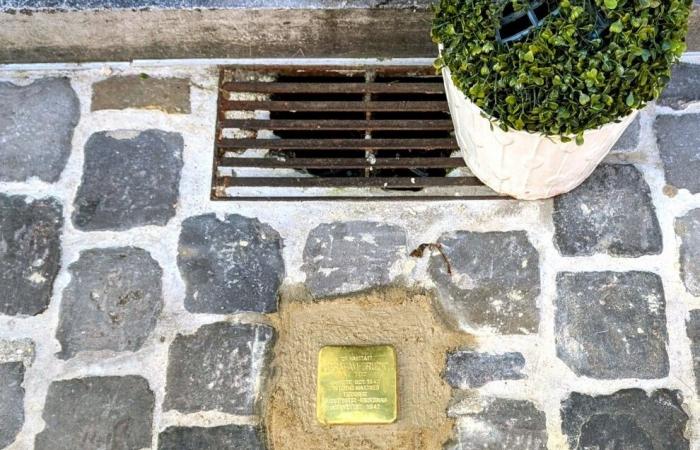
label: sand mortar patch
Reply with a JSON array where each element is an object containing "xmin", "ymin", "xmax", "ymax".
[{"xmin": 264, "ymin": 286, "xmax": 476, "ymax": 450}]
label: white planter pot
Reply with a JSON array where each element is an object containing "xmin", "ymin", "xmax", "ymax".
[{"xmin": 442, "ymin": 67, "xmax": 638, "ymax": 200}]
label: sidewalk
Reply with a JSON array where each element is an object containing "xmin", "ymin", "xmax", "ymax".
[{"xmin": 0, "ymin": 59, "xmax": 698, "ymax": 449}]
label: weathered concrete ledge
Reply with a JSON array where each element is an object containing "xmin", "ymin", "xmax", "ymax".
[
  {"xmin": 0, "ymin": 7, "xmax": 433, "ymax": 63},
  {"xmin": 2, "ymin": 3, "xmax": 697, "ymax": 63}
]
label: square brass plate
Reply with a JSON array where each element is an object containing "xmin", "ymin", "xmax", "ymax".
[{"xmin": 316, "ymin": 345, "xmax": 398, "ymax": 425}]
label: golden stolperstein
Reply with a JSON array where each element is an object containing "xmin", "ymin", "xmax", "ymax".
[{"xmin": 316, "ymin": 345, "xmax": 398, "ymax": 425}]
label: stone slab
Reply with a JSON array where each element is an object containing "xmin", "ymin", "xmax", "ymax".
[
  {"xmin": 676, "ymin": 209, "xmax": 700, "ymax": 296},
  {"xmin": 302, "ymin": 221, "xmax": 406, "ymax": 298},
  {"xmin": 446, "ymin": 398, "xmax": 547, "ymax": 450},
  {"xmin": 0, "ymin": 362, "xmax": 24, "ymax": 449},
  {"xmin": 72, "ymin": 129, "xmax": 183, "ymax": 231},
  {"xmin": 178, "ymin": 214, "xmax": 284, "ymax": 314},
  {"xmin": 0, "ymin": 194, "xmax": 63, "ymax": 316},
  {"xmin": 0, "ymin": 78, "xmax": 79, "ymax": 182},
  {"xmin": 561, "ymin": 389, "xmax": 689, "ymax": 449},
  {"xmin": 688, "ymin": 310, "xmax": 700, "ymax": 393},
  {"xmin": 56, "ymin": 247, "xmax": 163, "ymax": 359},
  {"xmin": 555, "ymin": 271, "xmax": 669, "ymax": 379},
  {"xmin": 553, "ymin": 164, "xmax": 662, "ymax": 257},
  {"xmin": 35, "ymin": 376, "xmax": 154, "ymax": 450},
  {"xmin": 656, "ymin": 114, "xmax": 700, "ymax": 194},
  {"xmin": 429, "ymin": 231, "xmax": 540, "ymax": 334},
  {"xmin": 658, "ymin": 62, "xmax": 700, "ymax": 109},
  {"xmin": 164, "ymin": 322, "xmax": 275, "ymax": 415},
  {"xmin": 444, "ymin": 350, "xmax": 526, "ymax": 389},
  {"xmin": 611, "ymin": 115, "xmax": 640, "ymax": 152},
  {"xmin": 92, "ymin": 75, "xmax": 191, "ymax": 113},
  {"xmin": 158, "ymin": 425, "xmax": 265, "ymax": 450}
]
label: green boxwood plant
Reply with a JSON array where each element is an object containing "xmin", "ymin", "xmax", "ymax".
[{"xmin": 432, "ymin": 0, "xmax": 691, "ymax": 143}]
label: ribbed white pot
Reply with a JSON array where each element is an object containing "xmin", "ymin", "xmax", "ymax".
[{"xmin": 442, "ymin": 67, "xmax": 638, "ymax": 200}]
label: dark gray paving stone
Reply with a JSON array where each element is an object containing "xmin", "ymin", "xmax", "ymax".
[
  {"xmin": 555, "ymin": 271, "xmax": 669, "ymax": 379},
  {"xmin": 0, "ymin": 362, "xmax": 24, "ymax": 449},
  {"xmin": 0, "ymin": 194, "xmax": 62, "ymax": 316},
  {"xmin": 164, "ymin": 322, "xmax": 275, "ymax": 415},
  {"xmin": 158, "ymin": 425, "xmax": 265, "ymax": 450},
  {"xmin": 446, "ymin": 398, "xmax": 547, "ymax": 450},
  {"xmin": 35, "ymin": 376, "xmax": 154, "ymax": 450},
  {"xmin": 676, "ymin": 209, "xmax": 700, "ymax": 296},
  {"xmin": 92, "ymin": 76, "xmax": 191, "ymax": 113},
  {"xmin": 561, "ymin": 389, "xmax": 689, "ymax": 450},
  {"xmin": 611, "ymin": 115, "xmax": 640, "ymax": 152},
  {"xmin": 302, "ymin": 221, "xmax": 406, "ymax": 298},
  {"xmin": 0, "ymin": 78, "xmax": 79, "ymax": 183},
  {"xmin": 178, "ymin": 214, "xmax": 284, "ymax": 314},
  {"xmin": 656, "ymin": 114, "xmax": 700, "ymax": 194},
  {"xmin": 429, "ymin": 231, "xmax": 540, "ymax": 334},
  {"xmin": 56, "ymin": 247, "xmax": 163, "ymax": 359},
  {"xmin": 553, "ymin": 164, "xmax": 662, "ymax": 257},
  {"xmin": 688, "ymin": 310, "xmax": 700, "ymax": 393},
  {"xmin": 658, "ymin": 62, "xmax": 700, "ymax": 109},
  {"xmin": 72, "ymin": 129, "xmax": 183, "ymax": 231},
  {"xmin": 444, "ymin": 350, "xmax": 525, "ymax": 389}
]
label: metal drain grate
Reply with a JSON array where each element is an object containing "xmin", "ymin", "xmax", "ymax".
[{"xmin": 212, "ymin": 65, "xmax": 505, "ymax": 200}]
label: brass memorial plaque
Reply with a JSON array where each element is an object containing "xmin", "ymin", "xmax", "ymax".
[{"xmin": 316, "ymin": 345, "xmax": 398, "ymax": 425}]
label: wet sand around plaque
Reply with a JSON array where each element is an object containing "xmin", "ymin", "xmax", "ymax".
[{"xmin": 264, "ymin": 286, "xmax": 476, "ymax": 450}]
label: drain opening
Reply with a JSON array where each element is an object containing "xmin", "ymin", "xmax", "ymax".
[
  {"xmin": 212, "ymin": 65, "xmax": 504, "ymax": 200},
  {"xmin": 270, "ymin": 74, "xmax": 366, "ymax": 178}
]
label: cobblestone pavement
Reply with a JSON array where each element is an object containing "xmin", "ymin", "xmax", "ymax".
[{"xmin": 0, "ymin": 59, "xmax": 699, "ymax": 450}]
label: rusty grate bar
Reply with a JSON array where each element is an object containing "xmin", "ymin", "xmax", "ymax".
[{"xmin": 212, "ymin": 65, "xmax": 506, "ymax": 200}]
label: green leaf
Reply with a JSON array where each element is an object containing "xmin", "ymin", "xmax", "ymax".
[
  {"xmin": 610, "ymin": 20, "xmax": 623, "ymax": 33},
  {"xmin": 626, "ymin": 92, "xmax": 635, "ymax": 106},
  {"xmin": 523, "ymin": 50, "xmax": 535, "ymax": 62},
  {"xmin": 579, "ymin": 93, "xmax": 591, "ymax": 105},
  {"xmin": 604, "ymin": 0, "xmax": 618, "ymax": 9}
]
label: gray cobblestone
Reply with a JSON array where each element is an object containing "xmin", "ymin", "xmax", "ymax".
[
  {"xmin": 658, "ymin": 62, "xmax": 700, "ymax": 109},
  {"xmin": 164, "ymin": 322, "xmax": 275, "ymax": 415},
  {"xmin": 56, "ymin": 247, "xmax": 163, "ymax": 359},
  {"xmin": 0, "ymin": 362, "xmax": 24, "ymax": 449},
  {"xmin": 0, "ymin": 194, "xmax": 63, "ymax": 316},
  {"xmin": 302, "ymin": 221, "xmax": 406, "ymax": 298},
  {"xmin": 676, "ymin": 209, "xmax": 700, "ymax": 296},
  {"xmin": 688, "ymin": 310, "xmax": 700, "ymax": 393},
  {"xmin": 656, "ymin": 114, "xmax": 700, "ymax": 194},
  {"xmin": 178, "ymin": 214, "xmax": 284, "ymax": 314},
  {"xmin": 561, "ymin": 389, "xmax": 689, "ymax": 449},
  {"xmin": 35, "ymin": 376, "xmax": 154, "ymax": 450},
  {"xmin": 444, "ymin": 350, "xmax": 525, "ymax": 389},
  {"xmin": 92, "ymin": 76, "xmax": 191, "ymax": 113},
  {"xmin": 429, "ymin": 231, "xmax": 540, "ymax": 334},
  {"xmin": 73, "ymin": 129, "xmax": 183, "ymax": 231},
  {"xmin": 158, "ymin": 425, "xmax": 265, "ymax": 450},
  {"xmin": 611, "ymin": 115, "xmax": 640, "ymax": 152},
  {"xmin": 553, "ymin": 164, "xmax": 662, "ymax": 257},
  {"xmin": 0, "ymin": 78, "xmax": 79, "ymax": 183},
  {"xmin": 555, "ymin": 271, "xmax": 668, "ymax": 379},
  {"xmin": 446, "ymin": 398, "xmax": 547, "ymax": 450}
]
